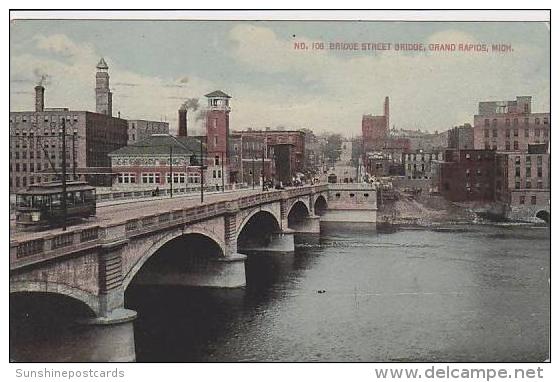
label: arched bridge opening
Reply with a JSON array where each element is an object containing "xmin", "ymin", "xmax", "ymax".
[
  {"xmin": 10, "ymin": 292, "xmax": 96, "ymax": 362},
  {"xmin": 536, "ymin": 210, "xmax": 550, "ymax": 224},
  {"xmin": 127, "ymin": 233, "xmax": 224, "ymax": 289},
  {"xmin": 287, "ymin": 201, "xmax": 310, "ymax": 230},
  {"xmin": 237, "ymin": 210, "xmax": 286, "ymax": 253},
  {"xmin": 314, "ymin": 195, "xmax": 328, "ymax": 216}
]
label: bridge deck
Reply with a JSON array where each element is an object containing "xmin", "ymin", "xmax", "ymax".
[{"xmin": 10, "ymin": 188, "xmax": 263, "ymax": 242}]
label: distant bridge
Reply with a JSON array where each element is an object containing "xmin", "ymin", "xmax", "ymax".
[{"xmin": 10, "ymin": 183, "xmax": 377, "ymax": 362}]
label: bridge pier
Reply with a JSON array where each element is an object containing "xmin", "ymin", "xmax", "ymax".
[
  {"xmin": 292, "ymin": 215, "xmax": 321, "ymax": 234},
  {"xmin": 239, "ymin": 229, "xmax": 295, "ymax": 254},
  {"xmin": 75, "ymin": 308, "xmax": 137, "ymax": 362},
  {"xmin": 132, "ymin": 253, "xmax": 247, "ymax": 288}
]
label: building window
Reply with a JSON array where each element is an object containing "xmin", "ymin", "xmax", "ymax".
[
  {"xmin": 188, "ymin": 173, "xmax": 200, "ymax": 184},
  {"xmin": 513, "ymin": 141, "xmax": 519, "ymax": 150},
  {"xmin": 118, "ymin": 173, "xmax": 136, "ymax": 184},
  {"xmin": 214, "ymin": 136, "xmax": 218, "ymax": 145},
  {"xmin": 537, "ymin": 181, "xmax": 543, "ymax": 189},
  {"xmin": 543, "ymin": 117, "xmax": 548, "ymax": 124},
  {"xmin": 526, "ymin": 167, "xmax": 532, "ymax": 177},
  {"xmin": 537, "ymin": 167, "xmax": 543, "ymax": 178},
  {"xmin": 515, "ymin": 167, "xmax": 520, "ymax": 177},
  {"xmin": 524, "ymin": 117, "xmax": 529, "ymax": 125},
  {"xmin": 513, "ymin": 118, "xmax": 518, "ymax": 125},
  {"xmin": 484, "ymin": 119, "xmax": 489, "ymax": 127},
  {"xmin": 217, "ymin": 170, "xmax": 221, "ymax": 178},
  {"xmin": 519, "ymin": 195, "xmax": 525, "ymax": 204},
  {"xmin": 492, "ymin": 129, "xmax": 497, "ymax": 138},
  {"xmin": 213, "ymin": 119, "xmax": 218, "ymax": 129},
  {"xmin": 215, "ymin": 155, "xmax": 220, "ymax": 165},
  {"xmin": 515, "ymin": 181, "xmax": 520, "ymax": 189},
  {"xmin": 513, "ymin": 129, "xmax": 518, "ymax": 137},
  {"xmin": 505, "ymin": 129, "xmax": 510, "ymax": 138},
  {"xmin": 526, "ymin": 181, "xmax": 532, "ymax": 189},
  {"xmin": 141, "ymin": 173, "xmax": 159, "ymax": 184},
  {"xmin": 531, "ymin": 195, "xmax": 537, "ymax": 205},
  {"xmin": 524, "ymin": 129, "xmax": 529, "ymax": 138},
  {"xmin": 484, "ymin": 142, "xmax": 490, "ymax": 150},
  {"xmin": 492, "ymin": 119, "xmax": 497, "ymax": 127},
  {"xmin": 505, "ymin": 141, "xmax": 511, "ymax": 150},
  {"xmin": 213, "ymin": 170, "xmax": 217, "ymax": 178},
  {"xmin": 505, "ymin": 118, "xmax": 510, "ymax": 126},
  {"xmin": 484, "ymin": 129, "xmax": 489, "ymax": 138},
  {"xmin": 535, "ymin": 118, "xmax": 540, "ymax": 125},
  {"xmin": 465, "ymin": 169, "xmax": 470, "ymax": 177}
]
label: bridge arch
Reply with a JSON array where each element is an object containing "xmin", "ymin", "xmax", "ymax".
[
  {"xmin": 237, "ymin": 209, "xmax": 281, "ymax": 249},
  {"xmin": 10, "ymin": 281, "xmax": 99, "ymax": 316},
  {"xmin": 287, "ymin": 200, "xmax": 310, "ymax": 229},
  {"xmin": 536, "ymin": 210, "xmax": 550, "ymax": 223},
  {"xmin": 123, "ymin": 229, "xmax": 225, "ymax": 290},
  {"xmin": 314, "ymin": 194, "xmax": 328, "ymax": 216}
]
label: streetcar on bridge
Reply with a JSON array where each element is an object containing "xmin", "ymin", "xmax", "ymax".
[{"xmin": 15, "ymin": 181, "xmax": 96, "ymax": 229}]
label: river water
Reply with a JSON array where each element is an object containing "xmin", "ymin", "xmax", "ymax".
[{"xmin": 126, "ymin": 223, "xmax": 550, "ymax": 362}]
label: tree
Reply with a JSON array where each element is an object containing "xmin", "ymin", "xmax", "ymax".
[{"xmin": 323, "ymin": 134, "xmax": 343, "ymax": 165}]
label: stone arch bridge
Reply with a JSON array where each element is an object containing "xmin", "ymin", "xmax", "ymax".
[{"xmin": 10, "ymin": 185, "xmax": 340, "ymax": 361}]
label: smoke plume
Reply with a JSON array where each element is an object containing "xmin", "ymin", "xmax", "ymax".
[{"xmin": 179, "ymin": 97, "xmax": 200, "ymax": 111}]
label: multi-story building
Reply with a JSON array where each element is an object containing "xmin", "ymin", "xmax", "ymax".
[
  {"xmin": 435, "ymin": 149, "xmax": 497, "ymax": 202},
  {"xmin": 109, "ymin": 134, "xmax": 202, "ymax": 191},
  {"xmin": 495, "ymin": 144, "xmax": 550, "ymax": 220},
  {"xmin": 233, "ymin": 128, "xmax": 306, "ymax": 185},
  {"xmin": 9, "ymin": 58, "xmax": 128, "ymax": 191},
  {"xmin": 474, "ymin": 96, "xmax": 550, "ymax": 152},
  {"xmin": 403, "ymin": 151, "xmax": 443, "ymax": 180},
  {"xmin": 127, "ymin": 120, "xmax": 169, "ymax": 144},
  {"xmin": 448, "ymin": 123, "xmax": 474, "ymax": 149},
  {"xmin": 389, "ymin": 128, "xmax": 447, "ymax": 152},
  {"xmin": 362, "ymin": 96, "xmax": 389, "ymax": 152}
]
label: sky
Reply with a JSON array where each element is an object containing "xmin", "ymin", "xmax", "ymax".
[{"xmin": 10, "ymin": 19, "xmax": 550, "ymax": 136}]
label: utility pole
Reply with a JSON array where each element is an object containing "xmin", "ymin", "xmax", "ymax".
[
  {"xmin": 72, "ymin": 134, "xmax": 76, "ymax": 180},
  {"xmin": 262, "ymin": 146, "xmax": 265, "ymax": 191},
  {"xmin": 221, "ymin": 151, "xmax": 225, "ymax": 192},
  {"xmin": 200, "ymin": 137, "xmax": 204, "ymax": 203},
  {"xmin": 169, "ymin": 145, "xmax": 173, "ymax": 198},
  {"xmin": 252, "ymin": 155, "xmax": 255, "ymax": 189},
  {"xmin": 61, "ymin": 118, "xmax": 68, "ymax": 231}
]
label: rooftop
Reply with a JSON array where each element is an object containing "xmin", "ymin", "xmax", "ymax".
[
  {"xmin": 96, "ymin": 57, "xmax": 109, "ymax": 70},
  {"xmin": 205, "ymin": 90, "xmax": 231, "ymax": 98},
  {"xmin": 109, "ymin": 134, "xmax": 202, "ymax": 156}
]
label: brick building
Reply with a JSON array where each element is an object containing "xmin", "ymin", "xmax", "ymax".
[
  {"xmin": 448, "ymin": 123, "xmax": 474, "ymax": 149},
  {"xmin": 109, "ymin": 134, "xmax": 201, "ymax": 190},
  {"xmin": 494, "ymin": 144, "xmax": 550, "ymax": 219},
  {"xmin": 362, "ymin": 96, "xmax": 389, "ymax": 152},
  {"xmin": 473, "ymin": 96, "xmax": 550, "ymax": 152},
  {"xmin": 127, "ymin": 120, "xmax": 169, "ymax": 144},
  {"xmin": 403, "ymin": 151, "xmax": 443, "ymax": 180},
  {"xmin": 233, "ymin": 128, "xmax": 305, "ymax": 185},
  {"xmin": 9, "ymin": 58, "xmax": 128, "ymax": 191},
  {"xmin": 435, "ymin": 149, "xmax": 497, "ymax": 202},
  {"xmin": 204, "ymin": 90, "xmax": 231, "ymax": 188}
]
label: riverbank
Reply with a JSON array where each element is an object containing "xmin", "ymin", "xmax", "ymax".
[{"xmin": 377, "ymin": 191, "xmax": 547, "ymax": 228}]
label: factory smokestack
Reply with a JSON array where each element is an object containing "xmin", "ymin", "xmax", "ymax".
[
  {"xmin": 177, "ymin": 98, "xmax": 199, "ymax": 137},
  {"xmin": 35, "ymin": 85, "xmax": 45, "ymax": 112},
  {"xmin": 384, "ymin": 96, "xmax": 390, "ymax": 131},
  {"xmin": 178, "ymin": 107, "xmax": 187, "ymax": 137}
]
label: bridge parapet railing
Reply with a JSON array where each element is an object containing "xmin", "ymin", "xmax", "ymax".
[{"xmin": 10, "ymin": 184, "xmax": 326, "ymax": 268}]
